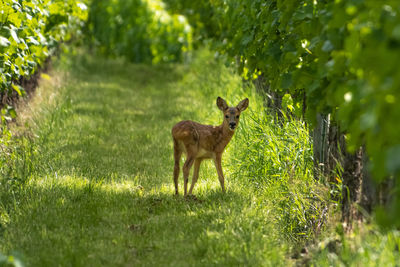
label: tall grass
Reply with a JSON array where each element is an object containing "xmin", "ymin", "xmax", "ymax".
[
  {"xmin": 179, "ymin": 50, "xmax": 329, "ymax": 244},
  {"xmin": 187, "ymin": 51, "xmax": 400, "ymax": 267}
]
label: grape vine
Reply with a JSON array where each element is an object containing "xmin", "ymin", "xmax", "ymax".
[
  {"xmin": 165, "ymin": 0, "xmax": 400, "ymax": 184},
  {"xmin": 0, "ymin": 0, "xmax": 88, "ymax": 122}
]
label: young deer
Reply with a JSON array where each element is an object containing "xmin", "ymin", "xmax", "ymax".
[{"xmin": 171, "ymin": 97, "xmax": 249, "ymax": 197}]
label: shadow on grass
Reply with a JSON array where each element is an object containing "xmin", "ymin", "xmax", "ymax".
[
  {"xmin": 2, "ymin": 52, "xmax": 287, "ymax": 266},
  {"xmin": 5, "ymin": 177, "xmax": 248, "ymax": 266},
  {"xmin": 34, "ymin": 53, "xmax": 197, "ymax": 184}
]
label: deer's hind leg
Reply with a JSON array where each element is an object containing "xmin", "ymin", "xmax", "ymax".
[{"xmin": 173, "ymin": 138, "xmax": 182, "ymax": 195}]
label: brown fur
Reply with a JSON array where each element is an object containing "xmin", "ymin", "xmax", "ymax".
[{"xmin": 171, "ymin": 97, "xmax": 249, "ymax": 196}]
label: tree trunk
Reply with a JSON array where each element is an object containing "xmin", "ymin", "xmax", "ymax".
[
  {"xmin": 341, "ymin": 146, "xmax": 364, "ymax": 230},
  {"xmin": 313, "ymin": 116, "xmax": 370, "ymax": 230},
  {"xmin": 360, "ymin": 150, "xmax": 376, "ymax": 215},
  {"xmin": 253, "ymin": 74, "xmax": 282, "ymax": 120},
  {"xmin": 312, "ymin": 113, "xmax": 330, "ymax": 181},
  {"xmin": 325, "ymin": 120, "xmax": 347, "ymax": 184}
]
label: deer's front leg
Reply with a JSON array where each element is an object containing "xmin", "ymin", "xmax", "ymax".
[
  {"xmin": 214, "ymin": 152, "xmax": 226, "ymax": 193},
  {"xmin": 188, "ymin": 158, "xmax": 202, "ymax": 195}
]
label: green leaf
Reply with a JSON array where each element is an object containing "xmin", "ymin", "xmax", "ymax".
[
  {"xmin": 242, "ymin": 33, "xmax": 253, "ymax": 46},
  {"xmin": 282, "ymin": 93, "xmax": 294, "ymax": 111},
  {"xmin": 27, "ymin": 36, "xmax": 40, "ymax": 45},
  {"xmin": 321, "ymin": 40, "xmax": 334, "ymax": 52},
  {"xmin": 10, "ymin": 29, "xmax": 20, "ymax": 43},
  {"xmin": 392, "ymin": 25, "xmax": 400, "ymax": 41},
  {"xmin": 12, "ymin": 84, "xmax": 24, "ymax": 96},
  {"xmin": 386, "ymin": 145, "xmax": 400, "ymax": 174},
  {"xmin": 281, "ymin": 73, "xmax": 292, "ymax": 89},
  {"xmin": 0, "ymin": 36, "xmax": 10, "ymax": 47},
  {"xmin": 9, "ymin": 108, "xmax": 17, "ymax": 119}
]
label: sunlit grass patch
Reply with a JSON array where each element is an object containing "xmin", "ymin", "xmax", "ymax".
[{"xmin": 30, "ymin": 175, "xmax": 144, "ymax": 195}]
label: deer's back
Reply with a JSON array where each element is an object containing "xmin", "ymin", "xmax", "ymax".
[
  {"xmin": 172, "ymin": 121, "xmax": 197, "ymax": 142},
  {"xmin": 172, "ymin": 120, "xmax": 228, "ymax": 154}
]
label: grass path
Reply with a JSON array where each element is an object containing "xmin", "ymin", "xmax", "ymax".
[{"xmin": 0, "ymin": 52, "xmax": 289, "ymax": 266}]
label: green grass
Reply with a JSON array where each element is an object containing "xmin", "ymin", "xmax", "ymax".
[
  {"xmin": 2, "ymin": 48, "xmax": 400, "ymax": 267},
  {"xmin": 0, "ymin": 49, "xmax": 323, "ymax": 266},
  {"xmin": 309, "ymin": 225, "xmax": 400, "ymax": 266}
]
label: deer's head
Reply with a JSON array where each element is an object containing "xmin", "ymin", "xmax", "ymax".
[{"xmin": 217, "ymin": 96, "xmax": 249, "ymax": 131}]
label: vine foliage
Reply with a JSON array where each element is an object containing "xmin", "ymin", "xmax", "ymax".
[
  {"xmin": 0, "ymin": 0, "xmax": 87, "ymax": 121},
  {"xmin": 165, "ymin": 0, "xmax": 400, "ymax": 225},
  {"xmin": 86, "ymin": 0, "xmax": 192, "ymax": 64}
]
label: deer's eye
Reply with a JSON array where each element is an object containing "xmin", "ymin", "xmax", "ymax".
[
  {"xmin": 236, "ymin": 115, "xmax": 240, "ymax": 119},
  {"xmin": 225, "ymin": 115, "xmax": 229, "ymax": 119}
]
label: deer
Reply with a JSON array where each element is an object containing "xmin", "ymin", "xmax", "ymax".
[{"xmin": 171, "ymin": 96, "xmax": 249, "ymax": 197}]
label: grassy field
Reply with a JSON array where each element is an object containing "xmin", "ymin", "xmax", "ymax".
[
  {"xmin": 1, "ymin": 48, "xmax": 400, "ymax": 267},
  {"xmin": 0, "ymin": 49, "xmax": 322, "ymax": 266}
]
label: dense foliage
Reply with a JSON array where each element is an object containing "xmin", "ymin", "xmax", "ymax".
[
  {"xmin": 86, "ymin": 0, "xmax": 192, "ymax": 64},
  {"xmin": 165, "ymin": 0, "xmax": 400, "ymax": 224},
  {"xmin": 0, "ymin": 0, "xmax": 87, "ymax": 122}
]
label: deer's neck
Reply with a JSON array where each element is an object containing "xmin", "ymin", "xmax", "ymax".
[{"xmin": 216, "ymin": 121, "xmax": 235, "ymax": 150}]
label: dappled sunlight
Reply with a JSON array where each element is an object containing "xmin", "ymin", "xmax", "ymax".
[
  {"xmin": 156, "ymin": 177, "xmax": 228, "ymax": 198},
  {"xmin": 30, "ymin": 174, "xmax": 143, "ymax": 195},
  {"xmin": 31, "ymin": 54, "xmax": 190, "ymax": 184},
  {"xmin": 1, "ymin": 50, "xmax": 306, "ymax": 266}
]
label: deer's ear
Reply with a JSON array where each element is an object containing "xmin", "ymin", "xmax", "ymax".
[
  {"xmin": 217, "ymin": 96, "xmax": 228, "ymax": 111},
  {"xmin": 237, "ymin": 98, "xmax": 249, "ymax": 112}
]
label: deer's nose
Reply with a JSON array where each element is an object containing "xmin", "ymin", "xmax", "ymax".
[{"xmin": 229, "ymin": 122, "xmax": 236, "ymax": 129}]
